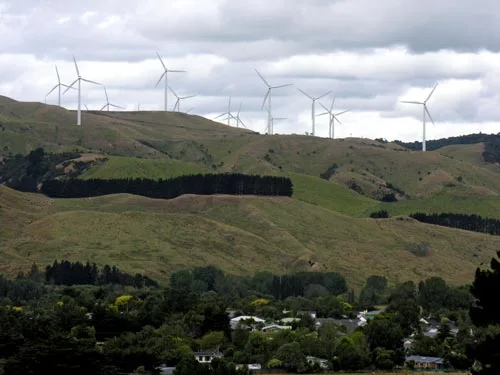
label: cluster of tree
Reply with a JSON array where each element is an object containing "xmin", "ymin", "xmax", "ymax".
[
  {"xmin": 394, "ymin": 132, "xmax": 500, "ymax": 152},
  {"xmin": 0, "ymin": 148, "xmax": 81, "ymax": 192},
  {"xmin": 40, "ymin": 173, "xmax": 294, "ymax": 199},
  {"xmin": 44, "ymin": 260, "xmax": 159, "ymax": 288},
  {"xmin": 0, "ymin": 259, "xmax": 499, "ymax": 374},
  {"xmin": 369, "ymin": 210, "xmax": 390, "ymax": 218},
  {"xmin": 410, "ymin": 212, "xmax": 500, "ymax": 236}
]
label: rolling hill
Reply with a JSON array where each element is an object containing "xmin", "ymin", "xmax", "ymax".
[{"xmin": 2, "ymin": 95, "xmax": 500, "ymax": 288}]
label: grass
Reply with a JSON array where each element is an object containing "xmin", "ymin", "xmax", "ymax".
[
  {"xmin": 1, "ymin": 185, "xmax": 498, "ymax": 289},
  {"xmin": 79, "ymin": 156, "xmax": 209, "ymax": 180}
]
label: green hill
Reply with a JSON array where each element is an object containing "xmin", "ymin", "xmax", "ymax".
[
  {"xmin": 1, "ymin": 184, "xmax": 498, "ymax": 289},
  {"xmin": 2, "ymin": 96, "xmax": 500, "ymax": 287}
]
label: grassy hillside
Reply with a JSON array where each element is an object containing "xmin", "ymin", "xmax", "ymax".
[
  {"xmin": 3, "ymin": 97, "xmax": 500, "ymax": 203},
  {"xmin": 1, "ymin": 184, "xmax": 497, "ymax": 289}
]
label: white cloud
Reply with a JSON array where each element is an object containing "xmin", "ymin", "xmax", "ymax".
[{"xmin": 0, "ymin": 0, "xmax": 500, "ymax": 143}]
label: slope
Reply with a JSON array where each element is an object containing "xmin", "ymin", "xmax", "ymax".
[{"xmin": 0, "ymin": 185, "xmax": 497, "ymax": 289}]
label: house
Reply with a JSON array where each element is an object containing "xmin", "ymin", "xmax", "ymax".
[
  {"xmin": 194, "ymin": 350, "xmax": 223, "ymax": 364},
  {"xmin": 315, "ymin": 318, "xmax": 360, "ymax": 333},
  {"xmin": 280, "ymin": 317, "xmax": 301, "ymax": 324},
  {"xmin": 403, "ymin": 338, "xmax": 414, "ymax": 351},
  {"xmin": 297, "ymin": 310, "xmax": 317, "ymax": 319},
  {"xmin": 406, "ymin": 355, "xmax": 444, "ymax": 369},
  {"xmin": 230, "ymin": 315, "xmax": 266, "ymax": 330},
  {"xmin": 236, "ymin": 364, "xmax": 262, "ymax": 371},
  {"xmin": 158, "ymin": 365, "xmax": 176, "ymax": 375},
  {"xmin": 261, "ymin": 324, "xmax": 292, "ymax": 334}
]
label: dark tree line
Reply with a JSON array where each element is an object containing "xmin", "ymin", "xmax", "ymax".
[
  {"xmin": 45, "ymin": 260, "xmax": 159, "ymax": 288},
  {"xmin": 40, "ymin": 173, "xmax": 294, "ymax": 199},
  {"xmin": 410, "ymin": 212, "xmax": 500, "ymax": 236}
]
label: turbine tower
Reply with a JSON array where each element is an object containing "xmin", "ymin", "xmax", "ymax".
[
  {"xmin": 214, "ymin": 96, "xmax": 233, "ymax": 126},
  {"xmin": 255, "ymin": 69, "xmax": 292, "ymax": 135},
  {"xmin": 168, "ymin": 86, "xmax": 195, "ymax": 112},
  {"xmin": 155, "ymin": 52, "xmax": 185, "ymax": 111},
  {"xmin": 270, "ymin": 115, "xmax": 287, "ymax": 135},
  {"xmin": 100, "ymin": 86, "xmax": 124, "ymax": 111},
  {"xmin": 297, "ymin": 89, "xmax": 331, "ymax": 136},
  {"xmin": 45, "ymin": 65, "xmax": 74, "ymax": 106},
  {"xmin": 401, "ymin": 83, "xmax": 438, "ymax": 152},
  {"xmin": 63, "ymin": 55, "xmax": 101, "ymax": 126},
  {"xmin": 317, "ymin": 96, "xmax": 350, "ymax": 139}
]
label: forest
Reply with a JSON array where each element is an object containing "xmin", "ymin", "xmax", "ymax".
[
  {"xmin": 1, "ymin": 258, "xmax": 499, "ymax": 375},
  {"xmin": 410, "ymin": 212, "xmax": 500, "ymax": 236},
  {"xmin": 40, "ymin": 173, "xmax": 293, "ymax": 199}
]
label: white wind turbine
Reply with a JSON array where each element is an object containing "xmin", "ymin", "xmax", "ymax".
[
  {"xmin": 63, "ymin": 55, "xmax": 101, "ymax": 126},
  {"xmin": 100, "ymin": 86, "xmax": 124, "ymax": 111},
  {"xmin": 168, "ymin": 86, "xmax": 195, "ymax": 112},
  {"xmin": 298, "ymin": 89, "xmax": 331, "ymax": 136},
  {"xmin": 155, "ymin": 52, "xmax": 185, "ymax": 111},
  {"xmin": 270, "ymin": 115, "xmax": 287, "ymax": 134},
  {"xmin": 255, "ymin": 69, "xmax": 292, "ymax": 135},
  {"xmin": 234, "ymin": 102, "xmax": 247, "ymax": 128},
  {"xmin": 317, "ymin": 96, "xmax": 350, "ymax": 139},
  {"xmin": 45, "ymin": 65, "xmax": 75, "ymax": 106},
  {"xmin": 214, "ymin": 96, "xmax": 233, "ymax": 126},
  {"xmin": 401, "ymin": 83, "xmax": 439, "ymax": 152}
]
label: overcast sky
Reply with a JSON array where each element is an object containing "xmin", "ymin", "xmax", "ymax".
[{"xmin": 1, "ymin": 0, "xmax": 500, "ymax": 141}]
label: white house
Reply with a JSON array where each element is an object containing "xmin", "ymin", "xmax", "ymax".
[
  {"xmin": 261, "ymin": 324, "xmax": 292, "ymax": 334},
  {"xmin": 194, "ymin": 350, "xmax": 223, "ymax": 364},
  {"xmin": 230, "ymin": 315, "xmax": 266, "ymax": 330}
]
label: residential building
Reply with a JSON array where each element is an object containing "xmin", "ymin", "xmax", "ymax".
[
  {"xmin": 406, "ymin": 355, "xmax": 444, "ymax": 369},
  {"xmin": 230, "ymin": 315, "xmax": 265, "ymax": 330},
  {"xmin": 194, "ymin": 350, "xmax": 223, "ymax": 364},
  {"xmin": 261, "ymin": 324, "xmax": 292, "ymax": 334}
]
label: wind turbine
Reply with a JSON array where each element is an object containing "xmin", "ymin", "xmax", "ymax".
[
  {"xmin": 234, "ymin": 102, "xmax": 247, "ymax": 128},
  {"xmin": 168, "ymin": 86, "xmax": 195, "ymax": 112},
  {"xmin": 155, "ymin": 52, "xmax": 185, "ymax": 111},
  {"xmin": 255, "ymin": 69, "xmax": 292, "ymax": 135},
  {"xmin": 298, "ymin": 89, "xmax": 331, "ymax": 136},
  {"xmin": 401, "ymin": 83, "xmax": 438, "ymax": 152},
  {"xmin": 45, "ymin": 65, "xmax": 75, "ymax": 106},
  {"xmin": 270, "ymin": 115, "xmax": 287, "ymax": 135},
  {"xmin": 317, "ymin": 96, "xmax": 350, "ymax": 139},
  {"xmin": 63, "ymin": 55, "xmax": 101, "ymax": 126},
  {"xmin": 214, "ymin": 96, "xmax": 233, "ymax": 126},
  {"xmin": 100, "ymin": 86, "xmax": 124, "ymax": 111}
]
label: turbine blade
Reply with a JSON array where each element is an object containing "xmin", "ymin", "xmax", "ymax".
[
  {"xmin": 316, "ymin": 112, "xmax": 329, "ymax": 117},
  {"xmin": 63, "ymin": 79, "xmax": 78, "ymax": 94},
  {"xmin": 261, "ymin": 90, "xmax": 270, "ymax": 110},
  {"xmin": 46, "ymin": 85, "xmax": 58, "ymax": 97},
  {"xmin": 330, "ymin": 96, "xmax": 335, "ymax": 112},
  {"xmin": 110, "ymin": 104, "xmax": 124, "ymax": 109},
  {"xmin": 156, "ymin": 52, "xmax": 167, "ymax": 70},
  {"xmin": 298, "ymin": 88, "xmax": 313, "ymax": 99},
  {"xmin": 214, "ymin": 113, "xmax": 227, "ymax": 120},
  {"xmin": 425, "ymin": 83, "xmax": 439, "ymax": 103},
  {"xmin": 316, "ymin": 90, "xmax": 332, "ymax": 100},
  {"xmin": 273, "ymin": 84, "xmax": 292, "ymax": 89},
  {"xmin": 335, "ymin": 109, "xmax": 350, "ymax": 116},
  {"xmin": 168, "ymin": 86, "xmax": 178, "ymax": 98},
  {"xmin": 104, "ymin": 86, "xmax": 109, "ymax": 102},
  {"xmin": 425, "ymin": 105, "xmax": 435, "ymax": 126},
  {"xmin": 181, "ymin": 95, "xmax": 196, "ymax": 99},
  {"xmin": 169, "ymin": 70, "xmax": 185, "ymax": 73},
  {"xmin": 81, "ymin": 78, "xmax": 101, "ymax": 85},
  {"xmin": 401, "ymin": 101, "xmax": 423, "ymax": 105},
  {"xmin": 334, "ymin": 116, "xmax": 343, "ymax": 125},
  {"xmin": 73, "ymin": 55, "xmax": 80, "ymax": 76},
  {"xmin": 100, "ymin": 104, "xmax": 107, "ymax": 111},
  {"xmin": 255, "ymin": 69, "xmax": 270, "ymax": 87},
  {"xmin": 84, "ymin": 104, "xmax": 89, "ymax": 110},
  {"xmin": 55, "ymin": 65, "xmax": 61, "ymax": 83},
  {"xmin": 61, "ymin": 84, "xmax": 76, "ymax": 90},
  {"xmin": 155, "ymin": 71, "xmax": 166, "ymax": 88},
  {"xmin": 319, "ymin": 102, "xmax": 330, "ymax": 113}
]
